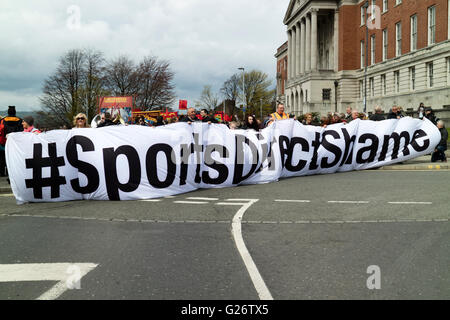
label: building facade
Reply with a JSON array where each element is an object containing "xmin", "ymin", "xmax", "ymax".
[
  {"xmin": 281, "ymin": 0, "xmax": 450, "ymax": 115},
  {"xmin": 275, "ymin": 42, "xmax": 288, "ymax": 103}
]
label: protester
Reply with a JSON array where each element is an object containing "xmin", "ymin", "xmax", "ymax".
[
  {"xmin": 73, "ymin": 113, "xmax": 89, "ymax": 128},
  {"xmin": 350, "ymin": 110, "xmax": 360, "ymax": 122},
  {"xmin": 270, "ymin": 103, "xmax": 289, "ymax": 121},
  {"xmin": 154, "ymin": 116, "xmax": 165, "ymax": 127},
  {"xmin": 344, "ymin": 107, "xmax": 352, "ymax": 123},
  {"xmin": 320, "ymin": 116, "xmax": 330, "ymax": 128},
  {"xmin": 181, "ymin": 108, "xmax": 199, "ymax": 124},
  {"xmin": 302, "ymin": 113, "xmax": 313, "ymax": 126},
  {"xmin": 22, "ymin": 116, "xmax": 41, "ymax": 134},
  {"xmin": 137, "ymin": 116, "xmax": 147, "ymax": 126},
  {"xmin": 387, "ymin": 106, "xmax": 402, "ymax": 119},
  {"xmin": 229, "ymin": 121, "xmax": 239, "ymax": 130},
  {"xmin": 369, "ymin": 106, "xmax": 386, "ymax": 121},
  {"xmin": 424, "ymin": 107, "xmax": 438, "ymax": 125},
  {"xmin": 431, "ymin": 120, "xmax": 448, "ymax": 162},
  {"xmin": 97, "ymin": 112, "xmax": 115, "ymax": 127},
  {"xmin": 417, "ymin": 103, "xmax": 425, "ymax": 120},
  {"xmin": 242, "ymin": 115, "xmax": 259, "ymax": 131},
  {"xmin": 0, "ymin": 106, "xmax": 23, "ymax": 177}
]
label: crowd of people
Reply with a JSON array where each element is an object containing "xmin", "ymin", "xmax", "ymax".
[{"xmin": 1, "ymin": 102, "xmax": 448, "ymax": 177}]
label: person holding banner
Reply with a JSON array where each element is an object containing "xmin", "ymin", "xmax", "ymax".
[
  {"xmin": 270, "ymin": 103, "xmax": 289, "ymax": 121},
  {"xmin": 181, "ymin": 108, "xmax": 200, "ymax": 124},
  {"xmin": 73, "ymin": 113, "xmax": 90, "ymax": 128}
]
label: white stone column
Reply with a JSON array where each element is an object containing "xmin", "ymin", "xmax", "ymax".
[
  {"xmin": 334, "ymin": 9, "xmax": 339, "ymax": 72},
  {"xmin": 287, "ymin": 30, "xmax": 292, "ymax": 80},
  {"xmin": 305, "ymin": 14, "xmax": 311, "ymax": 72},
  {"xmin": 301, "ymin": 19, "xmax": 306, "ymax": 74},
  {"xmin": 311, "ymin": 8, "xmax": 318, "ymax": 72},
  {"xmin": 448, "ymin": 0, "xmax": 450, "ymax": 39},
  {"xmin": 292, "ymin": 26, "xmax": 297, "ymax": 79},
  {"xmin": 296, "ymin": 22, "xmax": 301, "ymax": 77}
]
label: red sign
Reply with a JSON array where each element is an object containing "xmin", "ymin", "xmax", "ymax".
[
  {"xmin": 179, "ymin": 100, "xmax": 188, "ymax": 110},
  {"xmin": 98, "ymin": 96, "xmax": 133, "ymax": 124}
]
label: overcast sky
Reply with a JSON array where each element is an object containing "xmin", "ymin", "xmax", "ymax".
[{"xmin": 0, "ymin": 0, "xmax": 289, "ymax": 112}]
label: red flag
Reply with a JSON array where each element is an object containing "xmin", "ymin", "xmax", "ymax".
[{"xmin": 179, "ymin": 100, "xmax": 188, "ymax": 110}]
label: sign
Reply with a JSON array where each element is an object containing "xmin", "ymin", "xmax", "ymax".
[
  {"xmin": 98, "ymin": 96, "xmax": 133, "ymax": 124},
  {"xmin": 179, "ymin": 100, "xmax": 188, "ymax": 110},
  {"xmin": 5, "ymin": 118, "xmax": 440, "ymax": 203}
]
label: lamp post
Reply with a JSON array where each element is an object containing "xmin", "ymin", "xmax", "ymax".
[
  {"xmin": 334, "ymin": 80, "xmax": 338, "ymax": 113},
  {"xmin": 238, "ymin": 67, "xmax": 246, "ymax": 116},
  {"xmin": 363, "ymin": 1, "xmax": 369, "ymax": 114}
]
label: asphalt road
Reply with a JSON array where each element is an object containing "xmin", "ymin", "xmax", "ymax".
[{"xmin": 0, "ymin": 170, "xmax": 449, "ymax": 300}]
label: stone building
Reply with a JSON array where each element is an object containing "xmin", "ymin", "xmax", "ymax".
[{"xmin": 281, "ymin": 0, "xmax": 450, "ymax": 115}]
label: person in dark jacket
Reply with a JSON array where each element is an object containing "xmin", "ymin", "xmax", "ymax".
[
  {"xmin": 417, "ymin": 103, "xmax": 425, "ymax": 120},
  {"xmin": 0, "ymin": 106, "xmax": 23, "ymax": 177},
  {"xmin": 180, "ymin": 108, "xmax": 200, "ymax": 124},
  {"xmin": 424, "ymin": 107, "xmax": 438, "ymax": 125},
  {"xmin": 154, "ymin": 116, "xmax": 165, "ymax": 127},
  {"xmin": 200, "ymin": 109, "xmax": 218, "ymax": 124},
  {"xmin": 369, "ymin": 106, "xmax": 386, "ymax": 121},
  {"xmin": 242, "ymin": 114, "xmax": 260, "ymax": 131},
  {"xmin": 97, "ymin": 112, "xmax": 116, "ymax": 128},
  {"xmin": 432, "ymin": 120, "xmax": 448, "ymax": 162},
  {"xmin": 387, "ymin": 106, "xmax": 403, "ymax": 119}
]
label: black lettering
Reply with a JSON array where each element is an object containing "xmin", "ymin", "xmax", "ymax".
[
  {"xmin": 308, "ymin": 132, "xmax": 321, "ymax": 170},
  {"xmin": 233, "ymin": 135, "xmax": 260, "ymax": 184},
  {"xmin": 379, "ymin": 131, "xmax": 410, "ymax": 161},
  {"xmin": 103, "ymin": 146, "xmax": 141, "ymax": 201},
  {"xmin": 340, "ymin": 128, "xmax": 356, "ymax": 166},
  {"xmin": 410, "ymin": 129, "xmax": 430, "ymax": 152},
  {"xmin": 146, "ymin": 144, "xmax": 176, "ymax": 189},
  {"xmin": 66, "ymin": 136, "xmax": 100, "ymax": 194},
  {"xmin": 320, "ymin": 130, "xmax": 342, "ymax": 169},
  {"xmin": 202, "ymin": 144, "xmax": 229, "ymax": 184},
  {"xmin": 356, "ymin": 134, "xmax": 379, "ymax": 164},
  {"xmin": 286, "ymin": 137, "xmax": 309, "ymax": 172}
]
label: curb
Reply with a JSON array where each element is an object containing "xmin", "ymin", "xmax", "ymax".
[
  {"xmin": 381, "ymin": 164, "xmax": 449, "ymax": 170},
  {"xmin": 0, "ymin": 187, "xmax": 12, "ymax": 194}
]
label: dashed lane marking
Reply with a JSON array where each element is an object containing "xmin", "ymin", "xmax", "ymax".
[
  {"xmin": 388, "ymin": 202, "xmax": 433, "ymax": 205},
  {"xmin": 186, "ymin": 197, "xmax": 219, "ymax": 201},
  {"xmin": 274, "ymin": 200, "xmax": 311, "ymax": 203},
  {"xmin": 173, "ymin": 201, "xmax": 209, "ymax": 205}
]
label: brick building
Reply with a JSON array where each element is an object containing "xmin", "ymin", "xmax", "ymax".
[
  {"xmin": 275, "ymin": 41, "xmax": 288, "ymax": 103},
  {"xmin": 281, "ymin": 0, "xmax": 450, "ymax": 115}
]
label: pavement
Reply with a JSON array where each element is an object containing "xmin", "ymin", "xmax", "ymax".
[{"xmin": 0, "ymin": 169, "xmax": 449, "ymax": 300}]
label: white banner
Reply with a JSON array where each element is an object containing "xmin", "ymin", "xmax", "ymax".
[{"xmin": 5, "ymin": 118, "xmax": 440, "ymax": 203}]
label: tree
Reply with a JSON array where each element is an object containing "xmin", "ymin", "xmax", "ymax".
[
  {"xmin": 196, "ymin": 85, "xmax": 219, "ymax": 110},
  {"xmin": 40, "ymin": 49, "xmax": 87, "ymax": 128},
  {"xmin": 104, "ymin": 55, "xmax": 139, "ymax": 97},
  {"xmin": 135, "ymin": 56, "xmax": 175, "ymax": 110}
]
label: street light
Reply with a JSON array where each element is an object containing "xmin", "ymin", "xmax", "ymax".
[
  {"xmin": 238, "ymin": 67, "xmax": 246, "ymax": 115},
  {"xmin": 334, "ymin": 80, "xmax": 339, "ymax": 113}
]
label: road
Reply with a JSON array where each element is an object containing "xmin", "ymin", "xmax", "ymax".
[{"xmin": 0, "ymin": 170, "xmax": 449, "ymax": 300}]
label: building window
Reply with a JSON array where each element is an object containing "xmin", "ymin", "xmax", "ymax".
[
  {"xmin": 371, "ymin": 0, "xmax": 376, "ymax": 19},
  {"xmin": 394, "ymin": 70, "xmax": 400, "ymax": 93},
  {"xmin": 361, "ymin": 41, "xmax": 365, "ymax": 68},
  {"xmin": 371, "ymin": 35, "xmax": 376, "ymax": 65},
  {"xmin": 428, "ymin": 6, "xmax": 436, "ymax": 46},
  {"xmin": 361, "ymin": 6, "xmax": 365, "ymax": 25},
  {"xmin": 447, "ymin": 57, "xmax": 450, "ymax": 85},
  {"xmin": 383, "ymin": 0, "xmax": 388, "ymax": 13},
  {"xmin": 370, "ymin": 77, "xmax": 375, "ymax": 96},
  {"xmin": 409, "ymin": 66, "xmax": 416, "ymax": 91},
  {"xmin": 411, "ymin": 15, "xmax": 417, "ymax": 51},
  {"xmin": 396, "ymin": 22, "xmax": 402, "ymax": 57},
  {"xmin": 383, "ymin": 29, "xmax": 388, "ymax": 61},
  {"xmin": 381, "ymin": 74, "xmax": 386, "ymax": 96},
  {"xmin": 396, "ymin": 0, "xmax": 402, "ymax": 5},
  {"xmin": 360, "ymin": 80, "xmax": 364, "ymax": 98},
  {"xmin": 427, "ymin": 62, "xmax": 434, "ymax": 88}
]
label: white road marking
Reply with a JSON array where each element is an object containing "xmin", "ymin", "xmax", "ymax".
[
  {"xmin": 328, "ymin": 201, "xmax": 370, "ymax": 204},
  {"xmin": 216, "ymin": 202, "xmax": 248, "ymax": 206},
  {"xmin": 0, "ymin": 263, "xmax": 98, "ymax": 300},
  {"xmin": 224, "ymin": 199, "xmax": 273, "ymax": 300},
  {"xmin": 187, "ymin": 197, "xmax": 219, "ymax": 201},
  {"xmin": 388, "ymin": 202, "xmax": 433, "ymax": 205},
  {"xmin": 173, "ymin": 201, "xmax": 209, "ymax": 204},
  {"xmin": 275, "ymin": 199, "xmax": 311, "ymax": 203},
  {"xmin": 140, "ymin": 199, "xmax": 162, "ymax": 202}
]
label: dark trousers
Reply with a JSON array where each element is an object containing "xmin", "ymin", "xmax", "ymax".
[
  {"xmin": 431, "ymin": 146, "xmax": 447, "ymax": 162},
  {"xmin": 0, "ymin": 147, "xmax": 5, "ymax": 176}
]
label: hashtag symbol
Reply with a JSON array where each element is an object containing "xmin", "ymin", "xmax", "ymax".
[{"xmin": 25, "ymin": 143, "xmax": 67, "ymax": 199}]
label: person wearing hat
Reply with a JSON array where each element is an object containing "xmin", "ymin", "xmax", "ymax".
[
  {"xmin": 0, "ymin": 106, "xmax": 24, "ymax": 176},
  {"xmin": 22, "ymin": 116, "xmax": 41, "ymax": 134}
]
